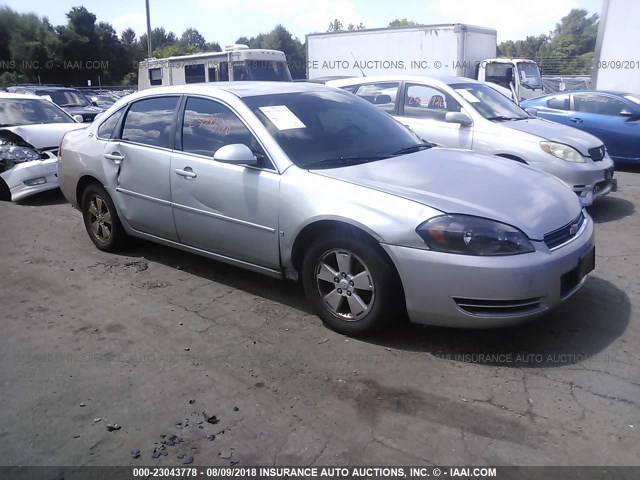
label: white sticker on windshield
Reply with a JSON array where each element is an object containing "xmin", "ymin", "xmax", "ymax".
[
  {"xmin": 259, "ymin": 106, "xmax": 306, "ymax": 130},
  {"xmin": 455, "ymin": 89, "xmax": 481, "ymax": 103}
]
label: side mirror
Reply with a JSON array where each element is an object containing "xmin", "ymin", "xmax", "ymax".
[
  {"xmin": 91, "ymin": 101, "xmax": 99, "ymax": 107},
  {"xmin": 73, "ymin": 114, "xmax": 84, "ymax": 123},
  {"xmin": 445, "ymin": 112, "xmax": 473, "ymax": 126},
  {"xmin": 213, "ymin": 144, "xmax": 258, "ymax": 167},
  {"xmin": 525, "ymin": 107, "xmax": 538, "ymax": 117}
]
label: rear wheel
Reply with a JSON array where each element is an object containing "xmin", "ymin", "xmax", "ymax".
[
  {"xmin": 81, "ymin": 184, "xmax": 126, "ymax": 252},
  {"xmin": 0, "ymin": 178, "xmax": 10, "ymax": 202},
  {"xmin": 302, "ymin": 235, "xmax": 402, "ymax": 336}
]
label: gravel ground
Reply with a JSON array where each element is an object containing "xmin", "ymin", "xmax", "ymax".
[{"xmin": 0, "ymin": 171, "xmax": 638, "ymax": 468}]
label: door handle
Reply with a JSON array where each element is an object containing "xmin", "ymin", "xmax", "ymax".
[
  {"xmin": 174, "ymin": 167, "xmax": 197, "ymax": 179},
  {"xmin": 569, "ymin": 117, "xmax": 583, "ymax": 124},
  {"xmin": 104, "ymin": 152, "xmax": 124, "ymax": 164}
]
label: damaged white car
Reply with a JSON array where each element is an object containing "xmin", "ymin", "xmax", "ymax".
[{"xmin": 0, "ymin": 93, "xmax": 85, "ymax": 201}]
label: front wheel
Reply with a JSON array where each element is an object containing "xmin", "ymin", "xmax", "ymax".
[
  {"xmin": 302, "ymin": 236, "xmax": 403, "ymax": 336},
  {"xmin": 81, "ymin": 184, "xmax": 127, "ymax": 252}
]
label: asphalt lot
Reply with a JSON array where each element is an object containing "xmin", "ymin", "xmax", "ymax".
[{"xmin": 0, "ymin": 170, "xmax": 639, "ymax": 469}]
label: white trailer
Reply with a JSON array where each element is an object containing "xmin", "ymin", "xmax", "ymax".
[
  {"xmin": 306, "ymin": 24, "xmax": 544, "ymax": 101},
  {"xmin": 592, "ymin": 0, "xmax": 640, "ymax": 93},
  {"xmin": 138, "ymin": 45, "xmax": 292, "ymax": 90}
]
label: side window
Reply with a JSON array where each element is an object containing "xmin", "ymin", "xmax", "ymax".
[
  {"xmin": 219, "ymin": 62, "xmax": 229, "ymax": 81},
  {"xmin": 97, "ymin": 108, "xmax": 125, "ymax": 140},
  {"xmin": 122, "ymin": 97, "xmax": 179, "ymax": 149},
  {"xmin": 233, "ymin": 64, "xmax": 249, "ymax": 81},
  {"xmin": 547, "ymin": 95, "xmax": 570, "ymax": 110},
  {"xmin": 185, "ymin": 64, "xmax": 205, "ymax": 84},
  {"xmin": 181, "ymin": 97, "xmax": 273, "ymax": 169},
  {"xmin": 354, "ymin": 82, "xmax": 399, "ymax": 113},
  {"xmin": 149, "ymin": 68, "xmax": 162, "ymax": 86},
  {"xmin": 403, "ymin": 84, "xmax": 461, "ymax": 120},
  {"xmin": 574, "ymin": 94, "xmax": 629, "ymax": 116}
]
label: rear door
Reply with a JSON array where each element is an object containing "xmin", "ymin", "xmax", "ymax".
[
  {"xmin": 170, "ymin": 96, "xmax": 281, "ymax": 269},
  {"xmin": 103, "ymin": 96, "xmax": 180, "ymax": 241}
]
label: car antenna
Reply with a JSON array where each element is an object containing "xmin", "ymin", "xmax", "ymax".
[{"xmin": 350, "ymin": 51, "xmax": 366, "ymax": 77}]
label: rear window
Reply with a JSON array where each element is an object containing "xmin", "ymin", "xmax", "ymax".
[
  {"xmin": 97, "ymin": 108, "xmax": 125, "ymax": 140},
  {"xmin": 121, "ymin": 97, "xmax": 179, "ymax": 148}
]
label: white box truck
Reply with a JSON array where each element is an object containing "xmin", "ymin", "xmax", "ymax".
[
  {"xmin": 306, "ymin": 24, "xmax": 544, "ymax": 101},
  {"xmin": 592, "ymin": 0, "xmax": 640, "ymax": 93}
]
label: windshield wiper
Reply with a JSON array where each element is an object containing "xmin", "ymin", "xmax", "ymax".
[
  {"xmin": 485, "ymin": 115, "xmax": 520, "ymax": 121},
  {"xmin": 303, "ymin": 155, "xmax": 391, "ymax": 169},
  {"xmin": 390, "ymin": 143, "xmax": 435, "ymax": 156}
]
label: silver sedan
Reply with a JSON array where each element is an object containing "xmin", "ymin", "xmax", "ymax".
[
  {"xmin": 58, "ymin": 82, "xmax": 595, "ymax": 335},
  {"xmin": 328, "ymin": 75, "xmax": 616, "ymax": 206}
]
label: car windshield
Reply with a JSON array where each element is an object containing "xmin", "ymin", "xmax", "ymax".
[
  {"xmin": 243, "ymin": 90, "xmax": 423, "ymax": 167},
  {"xmin": 451, "ymin": 83, "xmax": 529, "ymax": 121},
  {"xmin": 0, "ymin": 98, "xmax": 75, "ymax": 126},
  {"xmin": 245, "ymin": 61, "xmax": 292, "ymax": 82},
  {"xmin": 517, "ymin": 62, "xmax": 543, "ymax": 88},
  {"xmin": 38, "ymin": 90, "xmax": 91, "ymax": 108}
]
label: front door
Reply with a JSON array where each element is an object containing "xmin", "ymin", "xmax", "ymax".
[
  {"xmin": 572, "ymin": 93, "xmax": 640, "ymax": 161},
  {"xmin": 170, "ymin": 96, "xmax": 281, "ymax": 269},
  {"xmin": 397, "ymin": 83, "xmax": 473, "ymax": 149}
]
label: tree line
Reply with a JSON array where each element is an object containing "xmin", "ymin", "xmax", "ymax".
[{"xmin": 0, "ymin": 6, "xmax": 598, "ymax": 87}]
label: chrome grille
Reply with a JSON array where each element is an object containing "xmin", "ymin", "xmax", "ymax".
[
  {"xmin": 544, "ymin": 212, "xmax": 585, "ymax": 250},
  {"xmin": 589, "ymin": 145, "xmax": 605, "ymax": 161}
]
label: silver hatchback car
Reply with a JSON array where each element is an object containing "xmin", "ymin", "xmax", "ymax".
[
  {"xmin": 328, "ymin": 75, "xmax": 617, "ymax": 206},
  {"xmin": 59, "ymin": 83, "xmax": 595, "ymax": 335}
]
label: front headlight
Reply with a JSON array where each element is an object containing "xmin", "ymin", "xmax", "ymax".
[
  {"xmin": 0, "ymin": 143, "xmax": 42, "ymax": 171},
  {"xmin": 416, "ymin": 215, "xmax": 535, "ymax": 256},
  {"xmin": 540, "ymin": 141, "xmax": 585, "ymax": 163}
]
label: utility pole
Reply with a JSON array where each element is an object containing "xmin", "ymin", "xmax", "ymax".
[{"xmin": 145, "ymin": 0, "xmax": 153, "ymax": 58}]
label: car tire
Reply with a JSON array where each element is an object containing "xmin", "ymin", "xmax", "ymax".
[
  {"xmin": 81, "ymin": 184, "xmax": 126, "ymax": 252},
  {"xmin": 0, "ymin": 178, "xmax": 10, "ymax": 202},
  {"xmin": 302, "ymin": 234, "xmax": 403, "ymax": 336}
]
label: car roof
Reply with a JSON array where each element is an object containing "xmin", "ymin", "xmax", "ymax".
[
  {"xmin": 129, "ymin": 81, "xmax": 340, "ymax": 100},
  {"xmin": 326, "ymin": 75, "xmax": 478, "ymax": 89},
  {"xmin": 0, "ymin": 92, "xmax": 48, "ymax": 100}
]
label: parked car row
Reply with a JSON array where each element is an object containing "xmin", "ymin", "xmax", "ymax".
[
  {"xmin": 6, "ymin": 85, "xmax": 105, "ymax": 123},
  {"xmin": 56, "ymin": 82, "xmax": 597, "ymax": 336}
]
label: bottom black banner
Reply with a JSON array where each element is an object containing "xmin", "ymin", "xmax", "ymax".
[{"xmin": 1, "ymin": 466, "xmax": 638, "ymax": 480}]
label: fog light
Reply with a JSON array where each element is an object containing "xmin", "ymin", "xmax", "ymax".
[{"xmin": 24, "ymin": 177, "xmax": 46, "ymax": 186}]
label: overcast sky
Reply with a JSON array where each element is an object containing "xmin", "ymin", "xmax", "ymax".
[{"xmin": 4, "ymin": 0, "xmax": 603, "ymax": 45}]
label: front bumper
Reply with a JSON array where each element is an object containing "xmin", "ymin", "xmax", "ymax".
[
  {"xmin": 382, "ymin": 216, "xmax": 595, "ymax": 328},
  {"xmin": 0, "ymin": 155, "xmax": 59, "ymax": 202},
  {"xmin": 535, "ymin": 154, "xmax": 616, "ymax": 207}
]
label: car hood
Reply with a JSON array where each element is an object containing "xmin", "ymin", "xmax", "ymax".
[
  {"xmin": 312, "ymin": 148, "xmax": 582, "ymax": 240},
  {"xmin": 502, "ymin": 118, "xmax": 602, "ymax": 155},
  {"xmin": 0, "ymin": 123, "xmax": 86, "ymax": 150}
]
